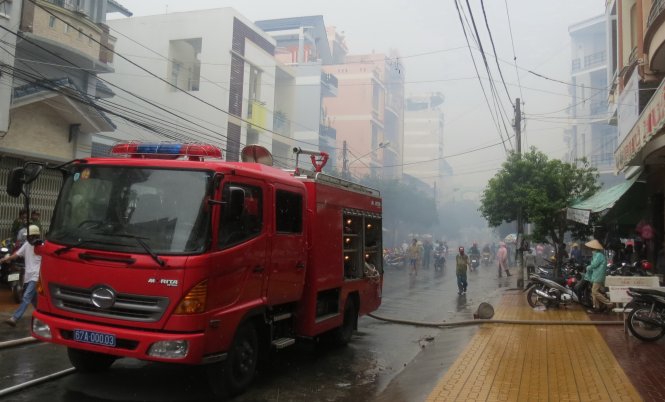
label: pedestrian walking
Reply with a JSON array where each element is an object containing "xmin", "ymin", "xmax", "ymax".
[
  {"xmin": 497, "ymin": 241, "xmax": 511, "ymax": 277},
  {"xmin": 584, "ymin": 239, "xmax": 611, "ymax": 314},
  {"xmin": 456, "ymin": 247, "xmax": 469, "ymax": 295},
  {"xmin": 2, "ymin": 225, "xmax": 42, "ymax": 327},
  {"xmin": 407, "ymin": 238, "xmax": 420, "ymax": 276},
  {"xmin": 524, "ymin": 249, "xmax": 536, "ymax": 274},
  {"xmin": 423, "ymin": 240, "xmax": 433, "ymax": 269}
]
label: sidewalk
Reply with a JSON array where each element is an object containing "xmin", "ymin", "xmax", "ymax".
[{"xmin": 426, "ymin": 290, "xmax": 649, "ymax": 402}]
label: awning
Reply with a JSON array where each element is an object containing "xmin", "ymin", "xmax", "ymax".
[{"xmin": 566, "ymin": 175, "xmax": 640, "ymax": 225}]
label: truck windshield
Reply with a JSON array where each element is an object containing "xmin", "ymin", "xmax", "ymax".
[{"xmin": 48, "ymin": 166, "xmax": 212, "ymax": 254}]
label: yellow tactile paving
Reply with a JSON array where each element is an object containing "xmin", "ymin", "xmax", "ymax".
[{"xmin": 426, "ymin": 293, "xmax": 642, "ymax": 402}]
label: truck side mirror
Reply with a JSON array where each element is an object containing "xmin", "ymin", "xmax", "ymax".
[
  {"xmin": 6, "ymin": 167, "xmax": 24, "ymax": 198},
  {"xmin": 23, "ymin": 162, "xmax": 43, "ymax": 185}
]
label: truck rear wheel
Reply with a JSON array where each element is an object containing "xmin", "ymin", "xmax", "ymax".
[
  {"xmin": 67, "ymin": 348, "xmax": 116, "ymax": 372},
  {"xmin": 333, "ymin": 298, "xmax": 357, "ymax": 346},
  {"xmin": 207, "ymin": 322, "xmax": 259, "ymax": 397}
]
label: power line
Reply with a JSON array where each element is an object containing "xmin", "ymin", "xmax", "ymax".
[{"xmin": 480, "ymin": 0, "xmax": 514, "ymax": 108}]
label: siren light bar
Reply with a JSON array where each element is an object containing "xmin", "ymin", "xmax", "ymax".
[{"xmin": 110, "ymin": 142, "xmax": 223, "ymax": 161}]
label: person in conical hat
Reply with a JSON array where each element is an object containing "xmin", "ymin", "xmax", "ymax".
[{"xmin": 583, "ymin": 239, "xmax": 610, "ymax": 313}]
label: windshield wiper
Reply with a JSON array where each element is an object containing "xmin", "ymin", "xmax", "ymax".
[
  {"xmin": 94, "ymin": 232, "xmax": 165, "ymax": 267},
  {"xmin": 54, "ymin": 239, "xmax": 126, "ymax": 255}
]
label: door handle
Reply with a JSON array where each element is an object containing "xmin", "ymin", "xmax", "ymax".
[
  {"xmin": 296, "ymin": 262, "xmax": 305, "ymax": 270},
  {"xmin": 252, "ymin": 265, "xmax": 264, "ymax": 273}
]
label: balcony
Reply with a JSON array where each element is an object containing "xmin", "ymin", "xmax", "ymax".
[
  {"xmin": 321, "ymin": 72, "xmax": 338, "ymax": 97},
  {"xmin": 319, "ymin": 124, "xmax": 336, "ymax": 140},
  {"xmin": 20, "ymin": 1, "xmax": 112, "ymax": 72},
  {"xmin": 645, "ymin": 0, "xmax": 665, "ymax": 73}
]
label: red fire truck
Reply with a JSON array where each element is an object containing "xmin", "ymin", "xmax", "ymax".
[{"xmin": 8, "ymin": 143, "xmax": 383, "ymax": 396}]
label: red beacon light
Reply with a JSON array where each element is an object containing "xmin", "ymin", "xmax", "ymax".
[{"xmin": 110, "ymin": 142, "xmax": 223, "ymax": 161}]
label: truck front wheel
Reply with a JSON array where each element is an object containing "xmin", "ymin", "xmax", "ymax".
[
  {"xmin": 67, "ymin": 348, "xmax": 116, "ymax": 372},
  {"xmin": 207, "ymin": 322, "xmax": 259, "ymax": 397}
]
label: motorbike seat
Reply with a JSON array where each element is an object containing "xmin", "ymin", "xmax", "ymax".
[{"xmin": 628, "ymin": 287, "xmax": 665, "ymax": 297}]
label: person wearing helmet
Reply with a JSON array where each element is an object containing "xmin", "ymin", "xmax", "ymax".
[
  {"xmin": 456, "ymin": 247, "xmax": 469, "ymax": 295},
  {"xmin": 2, "ymin": 225, "xmax": 42, "ymax": 327}
]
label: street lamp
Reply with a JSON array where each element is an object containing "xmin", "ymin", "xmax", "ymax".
[{"xmin": 347, "ymin": 141, "xmax": 391, "ymax": 172}]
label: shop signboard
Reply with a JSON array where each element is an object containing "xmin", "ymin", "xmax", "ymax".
[
  {"xmin": 605, "ymin": 276, "xmax": 660, "ymax": 287},
  {"xmin": 566, "ymin": 207, "xmax": 590, "ymax": 225},
  {"xmin": 615, "ymin": 78, "xmax": 665, "ymax": 171}
]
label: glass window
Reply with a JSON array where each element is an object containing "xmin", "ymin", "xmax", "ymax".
[
  {"xmin": 49, "ymin": 167, "xmax": 212, "ymax": 254},
  {"xmin": 48, "ymin": 16, "xmax": 56, "ymax": 28},
  {"xmin": 275, "ymin": 190, "xmax": 302, "ymax": 234},
  {"xmin": 168, "ymin": 38, "xmax": 202, "ymax": 92},
  {"xmin": 218, "ymin": 183, "xmax": 263, "ymax": 248}
]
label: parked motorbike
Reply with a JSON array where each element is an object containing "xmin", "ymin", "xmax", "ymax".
[
  {"xmin": 524, "ymin": 271, "xmax": 593, "ymax": 309},
  {"xmin": 607, "ymin": 260, "xmax": 653, "ymax": 277},
  {"xmin": 383, "ymin": 248, "xmax": 406, "ymax": 269},
  {"xmin": 625, "ymin": 287, "xmax": 665, "ymax": 341},
  {"xmin": 0, "ymin": 237, "xmax": 24, "ymax": 303}
]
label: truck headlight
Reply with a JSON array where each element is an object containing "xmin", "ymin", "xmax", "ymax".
[
  {"xmin": 32, "ymin": 317, "xmax": 52, "ymax": 339},
  {"xmin": 148, "ymin": 340, "xmax": 189, "ymax": 359}
]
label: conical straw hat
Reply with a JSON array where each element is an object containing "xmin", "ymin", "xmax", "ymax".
[{"xmin": 584, "ymin": 239, "xmax": 603, "ymax": 250}]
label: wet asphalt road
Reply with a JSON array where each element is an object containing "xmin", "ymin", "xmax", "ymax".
[{"xmin": 0, "ymin": 261, "xmax": 511, "ymax": 402}]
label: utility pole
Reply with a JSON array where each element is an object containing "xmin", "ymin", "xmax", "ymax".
[
  {"xmin": 515, "ymin": 98, "xmax": 525, "ymax": 289},
  {"xmin": 342, "ymin": 140, "xmax": 349, "ymax": 179}
]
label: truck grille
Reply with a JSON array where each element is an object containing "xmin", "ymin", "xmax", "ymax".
[{"xmin": 49, "ymin": 284, "xmax": 170, "ymax": 322}]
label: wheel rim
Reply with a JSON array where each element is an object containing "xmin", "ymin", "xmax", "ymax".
[
  {"xmin": 527, "ymin": 287, "xmax": 543, "ymax": 307},
  {"xmin": 232, "ymin": 337, "xmax": 257, "ymax": 380},
  {"xmin": 630, "ymin": 309, "xmax": 665, "ymax": 340}
]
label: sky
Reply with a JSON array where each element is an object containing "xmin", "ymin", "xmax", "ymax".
[{"xmin": 112, "ymin": 0, "xmax": 606, "ymax": 197}]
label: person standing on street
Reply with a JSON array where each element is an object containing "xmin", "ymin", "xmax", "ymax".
[
  {"xmin": 423, "ymin": 240, "xmax": 433, "ymax": 270},
  {"xmin": 584, "ymin": 239, "xmax": 611, "ymax": 314},
  {"xmin": 524, "ymin": 248, "xmax": 536, "ymax": 274},
  {"xmin": 3, "ymin": 225, "xmax": 42, "ymax": 327},
  {"xmin": 497, "ymin": 242, "xmax": 511, "ymax": 277},
  {"xmin": 456, "ymin": 247, "xmax": 469, "ymax": 295},
  {"xmin": 407, "ymin": 238, "xmax": 420, "ymax": 276}
]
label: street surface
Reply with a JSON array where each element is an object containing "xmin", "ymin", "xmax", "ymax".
[{"xmin": 0, "ymin": 261, "xmax": 508, "ymax": 401}]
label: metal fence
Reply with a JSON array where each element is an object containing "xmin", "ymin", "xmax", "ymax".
[{"xmin": 0, "ymin": 157, "xmax": 63, "ymax": 239}]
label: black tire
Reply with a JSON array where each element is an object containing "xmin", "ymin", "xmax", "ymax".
[
  {"xmin": 208, "ymin": 322, "xmax": 259, "ymax": 397},
  {"xmin": 526, "ymin": 286, "xmax": 544, "ymax": 308},
  {"xmin": 333, "ymin": 298, "xmax": 357, "ymax": 346},
  {"xmin": 67, "ymin": 348, "xmax": 116, "ymax": 372},
  {"xmin": 627, "ymin": 307, "xmax": 665, "ymax": 342}
]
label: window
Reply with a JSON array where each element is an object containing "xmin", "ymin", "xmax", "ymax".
[
  {"xmin": 48, "ymin": 16, "xmax": 56, "ymax": 29},
  {"xmin": 167, "ymin": 38, "xmax": 202, "ymax": 92},
  {"xmin": 63, "ymin": 23, "xmax": 70, "ymax": 34},
  {"xmin": 218, "ymin": 183, "xmax": 262, "ymax": 248},
  {"xmin": 249, "ymin": 66, "xmax": 261, "ymax": 100},
  {"xmin": 275, "ymin": 190, "xmax": 302, "ymax": 234}
]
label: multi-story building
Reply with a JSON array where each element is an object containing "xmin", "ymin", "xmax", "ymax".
[
  {"xmin": 99, "ymin": 8, "xmax": 277, "ymax": 163},
  {"xmin": 566, "ymin": 15, "xmax": 620, "ymax": 186},
  {"xmin": 322, "ymin": 52, "xmax": 404, "ymax": 179},
  {"xmin": 403, "ymin": 92, "xmax": 450, "ymax": 206},
  {"xmin": 603, "ymin": 0, "xmax": 665, "ymax": 262},
  {"xmin": 0, "ymin": 0, "xmax": 131, "ymax": 235},
  {"xmin": 255, "ymin": 16, "xmax": 339, "ymax": 169}
]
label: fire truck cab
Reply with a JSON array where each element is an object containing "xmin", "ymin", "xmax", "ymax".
[{"xmin": 8, "ymin": 143, "xmax": 383, "ymax": 396}]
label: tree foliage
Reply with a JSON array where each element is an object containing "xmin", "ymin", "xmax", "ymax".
[{"xmin": 479, "ymin": 148, "xmax": 599, "ymax": 246}]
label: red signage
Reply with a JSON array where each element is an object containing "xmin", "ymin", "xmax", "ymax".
[{"xmin": 616, "ymin": 80, "xmax": 665, "ymax": 170}]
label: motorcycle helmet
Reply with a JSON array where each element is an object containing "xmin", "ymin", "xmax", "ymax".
[{"xmin": 642, "ymin": 260, "xmax": 653, "ymax": 271}]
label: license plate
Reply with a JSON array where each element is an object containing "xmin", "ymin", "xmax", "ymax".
[
  {"xmin": 73, "ymin": 329, "xmax": 116, "ymax": 347},
  {"xmin": 7, "ymin": 273, "xmax": 19, "ymax": 282}
]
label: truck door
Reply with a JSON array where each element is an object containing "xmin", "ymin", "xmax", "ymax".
[
  {"xmin": 266, "ymin": 187, "xmax": 306, "ymax": 305},
  {"xmin": 209, "ymin": 180, "xmax": 267, "ymax": 307}
]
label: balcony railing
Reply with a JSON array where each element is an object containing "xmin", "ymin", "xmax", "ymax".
[
  {"xmin": 321, "ymin": 73, "xmax": 338, "ymax": 88},
  {"xmin": 648, "ymin": 0, "xmax": 665, "ymax": 29},
  {"xmin": 572, "ymin": 58, "xmax": 581, "ymax": 72},
  {"xmin": 589, "ymin": 152, "xmax": 615, "ymax": 166},
  {"xmin": 319, "ymin": 124, "xmax": 336, "ymax": 140},
  {"xmin": 273, "ymin": 112, "xmax": 291, "ymax": 135},
  {"xmin": 584, "ymin": 51, "xmax": 606, "ymax": 69},
  {"xmin": 247, "ymin": 99, "xmax": 268, "ymax": 128}
]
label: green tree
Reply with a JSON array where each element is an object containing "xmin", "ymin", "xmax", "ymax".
[{"xmin": 479, "ymin": 148, "xmax": 599, "ymax": 267}]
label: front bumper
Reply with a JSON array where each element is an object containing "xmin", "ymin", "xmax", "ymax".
[{"xmin": 32, "ymin": 311, "xmax": 214, "ymax": 364}]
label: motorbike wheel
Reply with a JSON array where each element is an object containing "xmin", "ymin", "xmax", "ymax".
[
  {"xmin": 627, "ymin": 307, "xmax": 665, "ymax": 341},
  {"xmin": 526, "ymin": 287, "xmax": 545, "ymax": 308}
]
